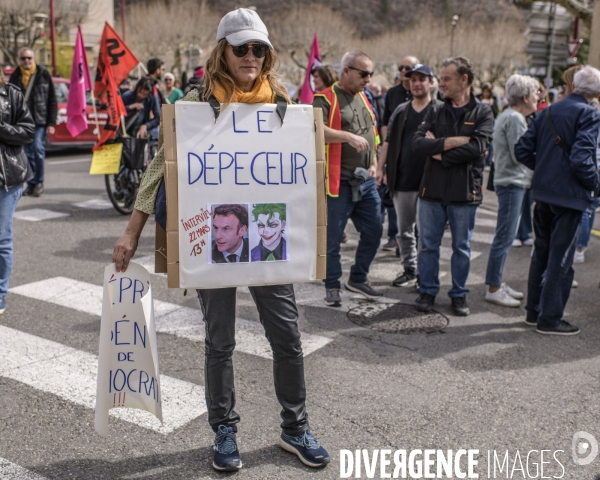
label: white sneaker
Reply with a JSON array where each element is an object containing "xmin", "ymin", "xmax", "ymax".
[
  {"xmin": 512, "ymin": 239, "xmax": 522, "ymax": 247},
  {"xmin": 485, "ymin": 288, "xmax": 521, "ymax": 307},
  {"xmin": 522, "ymin": 238, "xmax": 534, "ymax": 246},
  {"xmin": 572, "ymin": 279, "xmax": 579, "ymax": 288},
  {"xmin": 502, "ymin": 282, "xmax": 524, "ymax": 300},
  {"xmin": 573, "ymin": 249, "xmax": 585, "ymax": 264}
]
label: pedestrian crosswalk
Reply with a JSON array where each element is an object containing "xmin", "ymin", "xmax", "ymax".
[
  {"xmin": 0, "ymin": 324, "xmax": 205, "ymax": 435},
  {"xmin": 0, "ymin": 457, "xmax": 46, "ymax": 480},
  {"xmin": 0, "ymin": 205, "xmax": 501, "ymax": 456},
  {"xmin": 9, "ymin": 277, "xmax": 333, "ymax": 359}
]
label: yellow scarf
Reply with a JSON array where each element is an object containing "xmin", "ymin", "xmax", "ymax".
[
  {"xmin": 20, "ymin": 63, "xmax": 37, "ymax": 89},
  {"xmin": 212, "ymin": 77, "xmax": 274, "ymax": 104}
]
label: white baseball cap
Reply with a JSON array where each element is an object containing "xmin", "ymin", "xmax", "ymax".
[{"xmin": 216, "ymin": 8, "xmax": 273, "ymax": 50}]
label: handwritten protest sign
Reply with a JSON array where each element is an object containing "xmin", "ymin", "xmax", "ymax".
[
  {"xmin": 173, "ymin": 102, "xmax": 319, "ymax": 288},
  {"xmin": 95, "ymin": 262, "xmax": 162, "ymax": 436},
  {"xmin": 89, "ymin": 143, "xmax": 123, "ymax": 174}
]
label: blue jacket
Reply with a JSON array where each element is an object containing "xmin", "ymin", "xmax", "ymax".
[
  {"xmin": 121, "ymin": 89, "xmax": 160, "ymax": 132},
  {"xmin": 515, "ymin": 93, "xmax": 600, "ymax": 212}
]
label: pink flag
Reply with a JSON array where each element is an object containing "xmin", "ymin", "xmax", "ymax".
[
  {"xmin": 299, "ymin": 33, "xmax": 322, "ymax": 104},
  {"xmin": 66, "ymin": 26, "xmax": 92, "ymax": 137}
]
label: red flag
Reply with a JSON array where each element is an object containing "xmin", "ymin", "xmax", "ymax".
[
  {"xmin": 299, "ymin": 34, "xmax": 322, "ymax": 104},
  {"xmin": 94, "ymin": 22, "xmax": 138, "ymax": 98},
  {"xmin": 93, "ymin": 22, "xmax": 138, "ymax": 150},
  {"xmin": 93, "ymin": 64, "xmax": 127, "ymax": 151}
]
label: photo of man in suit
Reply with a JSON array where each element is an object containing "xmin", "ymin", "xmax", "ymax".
[
  {"xmin": 250, "ymin": 203, "xmax": 288, "ymax": 262},
  {"xmin": 211, "ymin": 204, "xmax": 249, "ymax": 264}
]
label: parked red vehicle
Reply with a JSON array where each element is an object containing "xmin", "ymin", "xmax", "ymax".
[{"xmin": 3, "ymin": 67, "xmax": 107, "ymax": 150}]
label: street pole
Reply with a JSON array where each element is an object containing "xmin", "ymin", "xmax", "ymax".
[
  {"xmin": 121, "ymin": 0, "xmax": 126, "ymax": 41},
  {"xmin": 545, "ymin": 2, "xmax": 557, "ymax": 89},
  {"xmin": 450, "ymin": 15, "xmax": 459, "ymax": 57},
  {"xmin": 49, "ymin": 0, "xmax": 57, "ymax": 76}
]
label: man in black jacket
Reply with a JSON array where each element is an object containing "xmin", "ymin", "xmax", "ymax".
[
  {"xmin": 412, "ymin": 57, "xmax": 494, "ymax": 316},
  {"xmin": 381, "ymin": 55, "xmax": 418, "ymax": 141},
  {"xmin": 376, "ymin": 64, "xmax": 442, "ymax": 288},
  {"xmin": 9, "ymin": 47, "xmax": 57, "ymax": 197}
]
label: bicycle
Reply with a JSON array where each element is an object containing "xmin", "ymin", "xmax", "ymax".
[{"xmin": 105, "ymin": 134, "xmax": 157, "ymax": 215}]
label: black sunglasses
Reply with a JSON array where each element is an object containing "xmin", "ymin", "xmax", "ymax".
[
  {"xmin": 229, "ymin": 43, "xmax": 269, "ymax": 59},
  {"xmin": 398, "ymin": 65, "xmax": 412, "ymax": 72},
  {"xmin": 20, "ymin": 56, "xmax": 33, "ymax": 61},
  {"xmin": 348, "ymin": 66, "xmax": 374, "ymax": 78}
]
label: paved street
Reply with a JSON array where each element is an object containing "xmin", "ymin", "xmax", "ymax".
[{"xmin": 2, "ymin": 151, "xmax": 600, "ymax": 479}]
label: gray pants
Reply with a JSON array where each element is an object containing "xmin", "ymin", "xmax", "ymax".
[{"xmin": 392, "ymin": 190, "xmax": 419, "ymax": 273}]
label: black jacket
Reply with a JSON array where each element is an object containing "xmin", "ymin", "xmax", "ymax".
[
  {"xmin": 385, "ymin": 98, "xmax": 443, "ymax": 193},
  {"xmin": 9, "ymin": 66, "xmax": 57, "ymax": 127},
  {"xmin": 212, "ymin": 238, "xmax": 250, "ymax": 263},
  {"xmin": 382, "ymin": 83, "xmax": 412, "ymax": 127},
  {"xmin": 0, "ymin": 83, "xmax": 35, "ymax": 188},
  {"xmin": 412, "ymin": 93, "xmax": 494, "ymax": 205}
]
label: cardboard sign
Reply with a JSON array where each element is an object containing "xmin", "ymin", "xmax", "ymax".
[
  {"xmin": 163, "ymin": 102, "xmax": 323, "ymax": 289},
  {"xmin": 95, "ymin": 262, "xmax": 162, "ymax": 436},
  {"xmin": 90, "ymin": 143, "xmax": 123, "ymax": 174}
]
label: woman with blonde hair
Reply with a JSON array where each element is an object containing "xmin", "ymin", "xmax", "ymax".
[{"xmin": 111, "ymin": 8, "xmax": 330, "ymax": 472}]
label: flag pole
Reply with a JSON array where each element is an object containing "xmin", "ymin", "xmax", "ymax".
[
  {"xmin": 90, "ymin": 57, "xmax": 101, "ymax": 140},
  {"xmin": 91, "ymin": 94, "xmax": 101, "ymax": 140}
]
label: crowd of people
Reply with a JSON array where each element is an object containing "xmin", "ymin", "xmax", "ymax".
[
  {"xmin": 2, "ymin": 5, "xmax": 600, "ymax": 474},
  {"xmin": 308, "ymin": 53, "xmax": 600, "ymax": 337}
]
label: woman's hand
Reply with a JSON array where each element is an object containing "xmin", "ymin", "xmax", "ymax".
[
  {"xmin": 112, "ymin": 231, "xmax": 139, "ymax": 272},
  {"xmin": 112, "ymin": 210, "xmax": 150, "ymax": 272}
]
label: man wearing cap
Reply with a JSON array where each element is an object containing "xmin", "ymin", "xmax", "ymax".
[
  {"xmin": 313, "ymin": 50, "xmax": 383, "ymax": 307},
  {"xmin": 376, "ymin": 64, "xmax": 442, "ymax": 288},
  {"xmin": 412, "ymin": 56, "xmax": 494, "ymax": 316},
  {"xmin": 381, "ymin": 55, "xmax": 418, "ymax": 141}
]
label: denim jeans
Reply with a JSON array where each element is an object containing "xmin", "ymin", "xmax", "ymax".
[
  {"xmin": 577, "ymin": 197, "xmax": 599, "ymax": 249},
  {"xmin": 24, "ymin": 126, "xmax": 46, "ymax": 185},
  {"xmin": 385, "ymin": 206, "xmax": 398, "ymax": 240},
  {"xmin": 516, "ymin": 189, "xmax": 533, "ymax": 241},
  {"xmin": 326, "ymin": 176, "xmax": 382, "ymax": 289},
  {"xmin": 417, "ymin": 198, "xmax": 478, "ymax": 298},
  {"xmin": 196, "ymin": 285, "xmax": 309, "ymax": 436},
  {"xmin": 485, "ymin": 185, "xmax": 527, "ymax": 286},
  {"xmin": 0, "ymin": 185, "xmax": 23, "ymax": 299},
  {"xmin": 526, "ymin": 201, "xmax": 582, "ymax": 329}
]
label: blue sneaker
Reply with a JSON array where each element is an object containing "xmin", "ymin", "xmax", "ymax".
[
  {"xmin": 279, "ymin": 430, "xmax": 330, "ymax": 468},
  {"xmin": 212, "ymin": 425, "xmax": 242, "ymax": 471},
  {"xmin": 0, "ymin": 297, "xmax": 5, "ymax": 314}
]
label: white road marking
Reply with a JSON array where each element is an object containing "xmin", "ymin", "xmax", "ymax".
[
  {"xmin": 477, "ymin": 208, "xmax": 497, "ymax": 217},
  {"xmin": 440, "ymin": 246, "xmax": 482, "ymax": 261},
  {"xmin": 0, "ymin": 325, "xmax": 205, "ymax": 435},
  {"xmin": 474, "ymin": 218, "xmax": 498, "ymax": 228},
  {"xmin": 46, "ymin": 157, "xmax": 91, "ymax": 166},
  {"xmin": 72, "ymin": 198, "xmax": 113, "ymax": 210},
  {"xmin": 135, "ymin": 255, "xmax": 167, "ymax": 277},
  {"xmin": 13, "ymin": 209, "xmax": 70, "ymax": 222},
  {"xmin": 9, "ymin": 277, "xmax": 332, "ymax": 359},
  {"xmin": 0, "ymin": 457, "xmax": 47, "ymax": 480}
]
